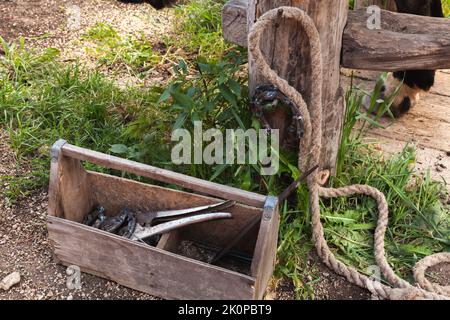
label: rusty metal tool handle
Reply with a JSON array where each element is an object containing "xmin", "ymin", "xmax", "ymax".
[
  {"xmin": 277, "ymin": 165, "xmax": 319, "ymax": 203},
  {"xmin": 210, "ymin": 165, "xmax": 319, "ymax": 264},
  {"xmin": 131, "ymin": 212, "xmax": 233, "ymax": 241}
]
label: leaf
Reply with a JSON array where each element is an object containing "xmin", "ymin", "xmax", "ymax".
[
  {"xmin": 323, "ymin": 215, "xmax": 356, "ymax": 223},
  {"xmin": 356, "ymin": 113, "xmax": 386, "ymax": 129},
  {"xmin": 377, "ymin": 173, "xmax": 447, "ymax": 243},
  {"xmin": 399, "ymin": 244, "xmax": 433, "ymax": 256},
  {"xmin": 251, "ymin": 117, "xmax": 262, "ymax": 130},
  {"xmin": 173, "ymin": 112, "xmax": 188, "ymax": 130},
  {"xmin": 228, "ymin": 108, "xmax": 245, "ymax": 130},
  {"xmin": 197, "ymin": 62, "xmax": 212, "ymax": 73},
  {"xmin": 191, "ymin": 112, "xmax": 200, "ymax": 123},
  {"xmin": 187, "ymin": 87, "xmax": 198, "ymax": 97},
  {"xmin": 143, "ymin": 132, "xmax": 156, "ymax": 143},
  {"xmin": 171, "ymin": 91, "xmax": 195, "ymax": 109},
  {"xmin": 210, "ymin": 164, "xmax": 228, "ymax": 181},
  {"xmin": 158, "ymin": 85, "xmax": 173, "ymax": 103},
  {"xmin": 110, "ymin": 144, "xmax": 128, "ymax": 154},
  {"xmin": 204, "ymin": 101, "xmax": 215, "ymax": 113},
  {"xmin": 227, "ymin": 79, "xmax": 242, "ymax": 97},
  {"xmin": 240, "ymin": 170, "xmax": 252, "ymax": 191},
  {"xmin": 219, "ymin": 84, "xmax": 237, "ymax": 106},
  {"xmin": 178, "ymin": 59, "xmax": 188, "ymax": 74}
]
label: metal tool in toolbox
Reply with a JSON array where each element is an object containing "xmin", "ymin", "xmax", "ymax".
[
  {"xmin": 83, "ymin": 200, "xmax": 236, "ymax": 241},
  {"xmin": 132, "ymin": 200, "xmax": 236, "ymax": 241},
  {"xmin": 210, "ymin": 165, "xmax": 319, "ymax": 264}
]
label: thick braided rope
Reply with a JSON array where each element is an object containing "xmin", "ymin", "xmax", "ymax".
[
  {"xmin": 248, "ymin": 6, "xmax": 450, "ymax": 300},
  {"xmin": 413, "ymin": 253, "xmax": 450, "ymax": 296}
]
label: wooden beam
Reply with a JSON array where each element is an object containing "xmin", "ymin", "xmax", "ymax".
[
  {"xmin": 60, "ymin": 143, "xmax": 268, "ymax": 208},
  {"xmin": 247, "ymin": 0, "xmax": 348, "ymax": 174},
  {"xmin": 221, "ymin": 2, "xmax": 450, "ymax": 71},
  {"xmin": 48, "ymin": 216, "xmax": 255, "ymax": 300},
  {"xmin": 342, "ymin": 9, "xmax": 450, "ymax": 71},
  {"xmin": 222, "ymin": 0, "xmax": 248, "ymax": 47},
  {"xmin": 251, "ymin": 196, "xmax": 279, "ymax": 299}
]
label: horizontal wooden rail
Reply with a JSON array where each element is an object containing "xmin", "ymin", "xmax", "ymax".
[
  {"xmin": 343, "ymin": 9, "xmax": 450, "ymax": 71},
  {"xmin": 222, "ymin": 1, "xmax": 450, "ymax": 71},
  {"xmin": 222, "ymin": 0, "xmax": 248, "ymax": 47},
  {"xmin": 58, "ymin": 142, "xmax": 267, "ymax": 208}
]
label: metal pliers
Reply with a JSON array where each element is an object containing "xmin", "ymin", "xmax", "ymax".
[
  {"xmin": 83, "ymin": 200, "xmax": 235, "ymax": 241},
  {"xmin": 131, "ymin": 200, "xmax": 236, "ymax": 241}
]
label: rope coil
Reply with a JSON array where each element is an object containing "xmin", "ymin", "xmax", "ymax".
[{"xmin": 248, "ymin": 6, "xmax": 450, "ymax": 300}]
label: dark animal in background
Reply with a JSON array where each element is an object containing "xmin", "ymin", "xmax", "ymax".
[
  {"xmin": 382, "ymin": 0, "xmax": 444, "ymax": 116},
  {"xmin": 119, "ymin": 0, "xmax": 177, "ymax": 10}
]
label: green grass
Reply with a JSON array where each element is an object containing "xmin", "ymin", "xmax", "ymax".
[
  {"xmin": 0, "ymin": 0, "xmax": 448, "ymax": 299},
  {"xmin": 0, "ymin": 37, "xmax": 170, "ymax": 201},
  {"xmin": 275, "ymin": 81, "xmax": 449, "ymax": 298},
  {"xmin": 443, "ymin": 0, "xmax": 450, "ymax": 17},
  {"xmin": 82, "ymin": 22, "xmax": 162, "ymax": 76},
  {"xmin": 168, "ymin": 0, "xmax": 234, "ymax": 60}
]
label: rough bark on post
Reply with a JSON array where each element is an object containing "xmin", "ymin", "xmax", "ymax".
[{"xmin": 247, "ymin": 0, "xmax": 348, "ymax": 175}]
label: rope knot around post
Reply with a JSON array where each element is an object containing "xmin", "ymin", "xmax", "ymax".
[{"xmin": 248, "ymin": 6, "xmax": 450, "ymax": 300}]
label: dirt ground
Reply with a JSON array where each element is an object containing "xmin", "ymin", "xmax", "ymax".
[
  {"xmin": 0, "ymin": 0, "xmax": 448, "ymax": 300},
  {"xmin": 0, "ymin": 0, "xmax": 69, "ymax": 41},
  {"xmin": 0, "ymin": 130, "xmax": 156, "ymax": 300}
]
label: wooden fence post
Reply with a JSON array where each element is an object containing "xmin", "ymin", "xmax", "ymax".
[
  {"xmin": 224, "ymin": 0, "xmax": 450, "ymax": 173},
  {"xmin": 247, "ymin": 0, "xmax": 348, "ymax": 175}
]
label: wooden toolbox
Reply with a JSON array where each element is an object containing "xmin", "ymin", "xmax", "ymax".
[{"xmin": 47, "ymin": 140, "xmax": 280, "ymax": 300}]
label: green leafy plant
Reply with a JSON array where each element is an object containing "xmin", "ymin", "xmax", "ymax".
[
  {"xmin": 159, "ymin": 51, "xmax": 249, "ymax": 130},
  {"xmin": 168, "ymin": 0, "xmax": 234, "ymax": 59}
]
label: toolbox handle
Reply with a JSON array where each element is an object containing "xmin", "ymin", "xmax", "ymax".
[{"xmin": 52, "ymin": 140, "xmax": 267, "ymax": 208}]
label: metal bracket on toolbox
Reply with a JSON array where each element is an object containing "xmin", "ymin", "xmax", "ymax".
[{"xmin": 50, "ymin": 139, "xmax": 67, "ymax": 161}]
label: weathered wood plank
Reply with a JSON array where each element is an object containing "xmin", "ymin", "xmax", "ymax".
[
  {"xmin": 222, "ymin": 0, "xmax": 248, "ymax": 47},
  {"xmin": 48, "ymin": 140, "xmax": 93, "ymax": 222},
  {"xmin": 87, "ymin": 171, "xmax": 263, "ymax": 252},
  {"xmin": 340, "ymin": 71, "xmax": 450, "ymax": 153},
  {"xmin": 341, "ymin": 65, "xmax": 450, "ymax": 154},
  {"xmin": 251, "ymin": 196, "xmax": 279, "ymax": 299},
  {"xmin": 58, "ymin": 156, "xmax": 93, "ymax": 223},
  {"xmin": 221, "ymin": 3, "xmax": 450, "ymax": 71},
  {"xmin": 248, "ymin": 0, "xmax": 348, "ymax": 175},
  {"xmin": 367, "ymin": 108, "xmax": 450, "ymax": 153},
  {"xmin": 343, "ymin": 9, "xmax": 450, "ymax": 71},
  {"xmin": 341, "ymin": 70, "xmax": 450, "ymax": 99},
  {"xmin": 430, "ymin": 70, "xmax": 450, "ymax": 97},
  {"xmin": 48, "ymin": 140, "xmax": 66, "ymax": 219},
  {"xmin": 47, "ymin": 216, "xmax": 255, "ymax": 300},
  {"xmin": 418, "ymin": 93, "xmax": 450, "ymax": 118},
  {"xmin": 156, "ymin": 231, "xmax": 180, "ymax": 252},
  {"xmin": 61, "ymin": 143, "xmax": 267, "ymax": 208}
]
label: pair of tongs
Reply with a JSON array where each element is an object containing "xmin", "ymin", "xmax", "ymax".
[{"xmin": 131, "ymin": 200, "xmax": 235, "ymax": 241}]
